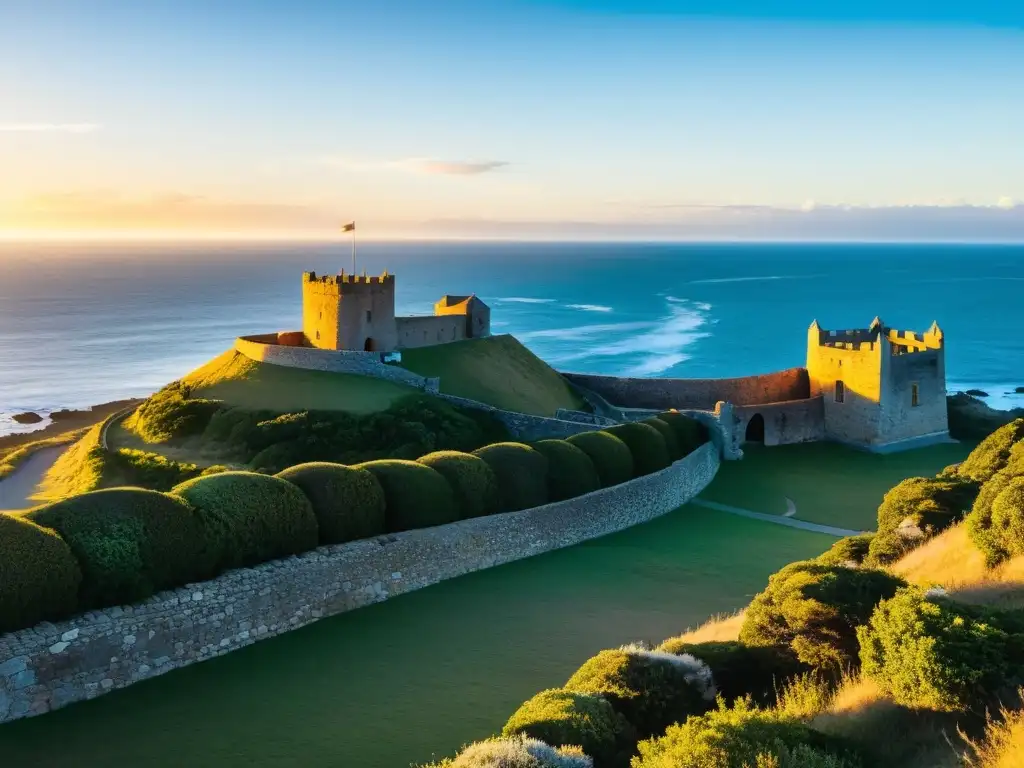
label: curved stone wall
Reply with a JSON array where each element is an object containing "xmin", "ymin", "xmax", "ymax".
[
  {"xmin": 0, "ymin": 443, "xmax": 719, "ymax": 723},
  {"xmin": 562, "ymin": 368, "xmax": 811, "ymax": 411},
  {"xmin": 733, "ymin": 397, "xmax": 826, "ymax": 448}
]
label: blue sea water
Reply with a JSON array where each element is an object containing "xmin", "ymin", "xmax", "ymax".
[{"xmin": 1, "ymin": 240, "xmax": 1023, "ymax": 436}]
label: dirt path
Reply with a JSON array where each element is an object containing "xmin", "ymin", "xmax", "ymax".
[
  {"xmin": 0, "ymin": 445, "xmax": 66, "ymax": 511},
  {"xmin": 691, "ymin": 498, "xmax": 864, "ymax": 538}
]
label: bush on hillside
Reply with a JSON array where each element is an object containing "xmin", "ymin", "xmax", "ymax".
[
  {"xmin": 26, "ymin": 487, "xmax": 215, "ymax": 608},
  {"xmin": 417, "ymin": 451, "xmax": 500, "ymax": 520},
  {"xmin": 954, "ymin": 418, "xmax": 1024, "ymax": 484},
  {"xmin": 968, "ymin": 469, "xmax": 1024, "ymax": 566},
  {"xmin": 738, "ymin": 560, "xmax": 906, "ymax": 670},
  {"xmin": 106, "ymin": 448, "xmax": 225, "ymax": 491},
  {"xmin": 566, "ymin": 432, "xmax": 634, "ymax": 488},
  {"xmin": 532, "ymin": 440, "xmax": 602, "ymax": 502},
  {"xmin": 656, "ymin": 411, "xmax": 709, "ymax": 457},
  {"xmin": 0, "ymin": 513, "xmax": 82, "ymax": 632},
  {"xmin": 419, "ymin": 736, "xmax": 593, "ymax": 768},
  {"xmin": 564, "ymin": 647, "xmax": 714, "ymax": 738},
  {"xmin": 816, "ymin": 534, "xmax": 875, "ymax": 568},
  {"xmin": 641, "ymin": 418, "xmax": 683, "ymax": 461},
  {"xmin": 126, "ymin": 381, "xmax": 221, "ymax": 443},
  {"xmin": 632, "ymin": 699, "xmax": 863, "ymax": 768},
  {"xmin": 655, "ymin": 640, "xmax": 808, "ymax": 706},
  {"xmin": 172, "ymin": 472, "xmax": 318, "ymax": 571},
  {"xmin": 866, "ymin": 476, "xmax": 979, "ymax": 565},
  {"xmin": 502, "ymin": 689, "xmax": 636, "ymax": 768},
  {"xmin": 602, "ymin": 423, "xmax": 670, "ymax": 478},
  {"xmin": 275, "ymin": 462, "xmax": 386, "ymax": 544},
  {"xmin": 858, "ymin": 587, "xmax": 1024, "ymax": 712},
  {"xmin": 471, "ymin": 443, "xmax": 550, "ymax": 512},
  {"xmin": 356, "ymin": 460, "xmax": 459, "ymax": 532}
]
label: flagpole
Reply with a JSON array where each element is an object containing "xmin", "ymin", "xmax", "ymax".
[{"xmin": 351, "ymin": 226, "xmax": 356, "ymax": 274}]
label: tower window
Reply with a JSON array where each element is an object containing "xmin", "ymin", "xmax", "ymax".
[
  {"xmin": 366, "ymin": 310, "xmax": 372, "ymax": 323},
  {"xmin": 911, "ymin": 383, "xmax": 920, "ymax": 407},
  {"xmin": 315, "ymin": 330, "xmax": 320, "ymax": 341},
  {"xmin": 834, "ymin": 380, "xmax": 845, "ymax": 403}
]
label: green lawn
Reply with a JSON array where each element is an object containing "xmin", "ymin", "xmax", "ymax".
[
  {"xmin": 699, "ymin": 441, "xmax": 975, "ymax": 531},
  {"xmin": 0, "ymin": 506, "xmax": 831, "ymax": 768},
  {"xmin": 400, "ymin": 334, "xmax": 586, "ymax": 416}
]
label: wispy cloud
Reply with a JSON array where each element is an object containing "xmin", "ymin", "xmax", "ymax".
[
  {"xmin": 0, "ymin": 123, "xmax": 101, "ymax": 133},
  {"xmin": 320, "ymin": 155, "xmax": 508, "ymax": 176}
]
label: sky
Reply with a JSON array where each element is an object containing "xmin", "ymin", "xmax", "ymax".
[{"xmin": 2, "ymin": 0, "xmax": 1023, "ymax": 241}]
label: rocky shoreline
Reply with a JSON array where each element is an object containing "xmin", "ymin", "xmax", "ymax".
[{"xmin": 0, "ymin": 400, "xmax": 142, "ymax": 453}]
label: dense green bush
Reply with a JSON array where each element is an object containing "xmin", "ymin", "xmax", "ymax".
[
  {"xmin": 566, "ymin": 431, "xmax": 634, "ymax": 488},
  {"xmin": 275, "ymin": 462, "xmax": 386, "ymax": 544},
  {"xmin": 602, "ymin": 423, "xmax": 670, "ymax": 478},
  {"xmin": 419, "ymin": 736, "xmax": 593, "ymax": 768},
  {"xmin": 126, "ymin": 381, "xmax": 221, "ymax": 442},
  {"xmin": 738, "ymin": 560, "xmax": 906, "ymax": 669},
  {"xmin": 954, "ymin": 418, "xmax": 1024, "ymax": 484},
  {"xmin": 532, "ymin": 440, "xmax": 602, "ymax": 501},
  {"xmin": 655, "ymin": 640, "xmax": 808, "ymax": 706},
  {"xmin": 471, "ymin": 443, "xmax": 550, "ymax": 512},
  {"xmin": 632, "ymin": 699, "xmax": 862, "ymax": 768},
  {"xmin": 502, "ymin": 689, "xmax": 636, "ymax": 768},
  {"xmin": 641, "ymin": 418, "xmax": 683, "ymax": 461},
  {"xmin": 106, "ymin": 448, "xmax": 226, "ymax": 491},
  {"xmin": 816, "ymin": 534, "xmax": 875, "ymax": 568},
  {"xmin": 866, "ymin": 476, "xmax": 979, "ymax": 565},
  {"xmin": 564, "ymin": 647, "xmax": 713, "ymax": 738},
  {"xmin": 417, "ymin": 451, "xmax": 500, "ymax": 519},
  {"xmin": 26, "ymin": 487, "xmax": 215, "ymax": 608},
  {"xmin": 357, "ymin": 460, "xmax": 459, "ymax": 532},
  {"xmin": 656, "ymin": 411, "xmax": 709, "ymax": 457},
  {"xmin": 0, "ymin": 513, "xmax": 82, "ymax": 632},
  {"xmin": 858, "ymin": 587, "xmax": 1024, "ymax": 712},
  {"xmin": 967, "ymin": 469, "xmax": 1024, "ymax": 566},
  {"xmin": 172, "ymin": 472, "xmax": 318, "ymax": 571}
]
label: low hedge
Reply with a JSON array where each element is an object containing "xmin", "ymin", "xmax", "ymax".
[
  {"xmin": 566, "ymin": 431, "xmax": 634, "ymax": 488},
  {"xmin": 602, "ymin": 423, "xmax": 671, "ymax": 478},
  {"xmin": 641, "ymin": 418, "xmax": 682, "ymax": 461},
  {"xmin": 172, "ymin": 471, "xmax": 319, "ymax": 571},
  {"xmin": 655, "ymin": 639, "xmax": 808, "ymax": 706},
  {"xmin": 26, "ymin": 487, "xmax": 216, "ymax": 608},
  {"xmin": 471, "ymin": 443, "xmax": 550, "ymax": 512},
  {"xmin": 502, "ymin": 688, "xmax": 636, "ymax": 768},
  {"xmin": 858, "ymin": 587, "xmax": 1024, "ymax": 712},
  {"xmin": 738, "ymin": 560, "xmax": 906, "ymax": 669},
  {"xmin": 417, "ymin": 451, "xmax": 500, "ymax": 519},
  {"xmin": 356, "ymin": 460, "xmax": 459, "ymax": 532},
  {"xmin": 0, "ymin": 513, "xmax": 82, "ymax": 633},
  {"xmin": 656, "ymin": 411, "xmax": 709, "ymax": 457},
  {"xmin": 532, "ymin": 440, "xmax": 602, "ymax": 501},
  {"xmin": 564, "ymin": 648, "xmax": 713, "ymax": 738},
  {"xmin": 275, "ymin": 462, "xmax": 386, "ymax": 544}
]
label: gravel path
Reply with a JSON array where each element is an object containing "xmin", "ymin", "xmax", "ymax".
[
  {"xmin": 0, "ymin": 445, "xmax": 65, "ymax": 511},
  {"xmin": 691, "ymin": 498, "xmax": 864, "ymax": 538}
]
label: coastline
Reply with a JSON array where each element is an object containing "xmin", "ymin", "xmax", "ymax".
[{"xmin": 0, "ymin": 399, "xmax": 142, "ymax": 450}]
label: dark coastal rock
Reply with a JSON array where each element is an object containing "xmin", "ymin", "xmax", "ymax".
[
  {"xmin": 12, "ymin": 412, "xmax": 43, "ymax": 424},
  {"xmin": 964, "ymin": 389, "xmax": 989, "ymax": 398},
  {"xmin": 1015, "ymin": 387, "xmax": 1024, "ymax": 394},
  {"xmin": 49, "ymin": 409, "xmax": 86, "ymax": 422}
]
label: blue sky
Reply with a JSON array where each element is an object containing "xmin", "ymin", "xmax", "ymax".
[{"xmin": 1, "ymin": 0, "xmax": 1022, "ymax": 239}]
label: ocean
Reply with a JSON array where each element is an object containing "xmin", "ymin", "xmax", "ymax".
[{"xmin": 1, "ymin": 240, "xmax": 1022, "ymax": 436}]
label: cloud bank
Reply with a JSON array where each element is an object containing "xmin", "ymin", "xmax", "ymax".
[
  {"xmin": 0, "ymin": 123, "xmax": 101, "ymax": 133},
  {"xmin": 321, "ymin": 155, "xmax": 508, "ymax": 176}
]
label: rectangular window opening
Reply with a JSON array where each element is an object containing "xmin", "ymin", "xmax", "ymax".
[
  {"xmin": 366, "ymin": 310, "xmax": 372, "ymax": 322},
  {"xmin": 835, "ymin": 380, "xmax": 845, "ymax": 403},
  {"xmin": 912, "ymin": 383, "xmax": 920, "ymax": 407}
]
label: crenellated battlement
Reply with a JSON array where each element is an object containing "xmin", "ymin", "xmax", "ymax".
[
  {"xmin": 809, "ymin": 317, "xmax": 943, "ymax": 354},
  {"xmin": 303, "ymin": 270, "xmax": 395, "ymax": 291}
]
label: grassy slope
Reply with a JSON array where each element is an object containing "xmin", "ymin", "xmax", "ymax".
[
  {"xmin": 0, "ymin": 428, "xmax": 85, "ymax": 482},
  {"xmin": 699, "ymin": 441, "xmax": 974, "ymax": 531},
  {"xmin": 182, "ymin": 350, "xmax": 417, "ymax": 414},
  {"xmin": 400, "ymin": 334, "xmax": 586, "ymax": 416}
]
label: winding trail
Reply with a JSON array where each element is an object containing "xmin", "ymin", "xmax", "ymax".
[
  {"xmin": 0, "ymin": 445, "xmax": 66, "ymax": 511},
  {"xmin": 691, "ymin": 498, "xmax": 864, "ymax": 538}
]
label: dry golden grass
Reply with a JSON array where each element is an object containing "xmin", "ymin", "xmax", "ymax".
[
  {"xmin": 665, "ymin": 610, "xmax": 745, "ymax": 644},
  {"xmin": 964, "ymin": 698, "xmax": 1024, "ymax": 768}
]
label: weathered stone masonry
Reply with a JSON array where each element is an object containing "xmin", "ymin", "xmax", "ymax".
[{"xmin": 0, "ymin": 443, "xmax": 719, "ymax": 724}]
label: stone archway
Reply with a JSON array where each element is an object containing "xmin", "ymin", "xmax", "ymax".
[
  {"xmin": 745, "ymin": 413, "xmax": 765, "ymax": 443},
  {"xmin": 363, "ymin": 337, "xmax": 376, "ymax": 352}
]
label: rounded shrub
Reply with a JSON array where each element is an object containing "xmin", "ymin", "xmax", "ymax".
[
  {"xmin": 655, "ymin": 640, "xmax": 808, "ymax": 706},
  {"xmin": 858, "ymin": 587, "xmax": 1024, "ymax": 712},
  {"xmin": 275, "ymin": 462, "xmax": 386, "ymax": 544},
  {"xmin": 566, "ymin": 431, "xmax": 634, "ymax": 488},
  {"xmin": 417, "ymin": 451, "xmax": 500, "ymax": 519},
  {"xmin": 0, "ymin": 513, "xmax": 82, "ymax": 632},
  {"xmin": 564, "ymin": 647, "xmax": 714, "ymax": 738},
  {"xmin": 738, "ymin": 560, "xmax": 906, "ymax": 670},
  {"xmin": 26, "ymin": 487, "xmax": 216, "ymax": 608},
  {"xmin": 502, "ymin": 689, "xmax": 636, "ymax": 768},
  {"xmin": 172, "ymin": 471, "xmax": 318, "ymax": 571},
  {"xmin": 532, "ymin": 440, "xmax": 601, "ymax": 502},
  {"xmin": 471, "ymin": 443, "xmax": 550, "ymax": 512},
  {"xmin": 356, "ymin": 460, "xmax": 458, "ymax": 532},
  {"xmin": 425, "ymin": 736, "xmax": 593, "ymax": 768},
  {"xmin": 641, "ymin": 418, "xmax": 682, "ymax": 461},
  {"xmin": 966, "ymin": 468, "xmax": 1020, "ymax": 566},
  {"xmin": 817, "ymin": 534, "xmax": 875, "ymax": 568},
  {"xmin": 632, "ymin": 699, "xmax": 863, "ymax": 768},
  {"xmin": 656, "ymin": 411, "xmax": 709, "ymax": 457},
  {"xmin": 602, "ymin": 423, "xmax": 670, "ymax": 478},
  {"xmin": 955, "ymin": 418, "xmax": 1024, "ymax": 484}
]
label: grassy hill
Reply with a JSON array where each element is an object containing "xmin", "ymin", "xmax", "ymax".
[
  {"xmin": 400, "ymin": 334, "xmax": 586, "ymax": 416},
  {"xmin": 181, "ymin": 350, "xmax": 417, "ymax": 413}
]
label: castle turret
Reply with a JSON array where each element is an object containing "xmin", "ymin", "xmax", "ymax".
[{"xmin": 302, "ymin": 270, "xmax": 398, "ymax": 352}]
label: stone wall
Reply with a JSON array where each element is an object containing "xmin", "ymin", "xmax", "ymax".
[
  {"xmin": 553, "ymin": 408, "xmax": 619, "ymax": 427},
  {"xmin": 881, "ymin": 348, "xmax": 949, "ymax": 444},
  {"xmin": 435, "ymin": 394, "xmax": 599, "ymax": 440},
  {"xmin": 562, "ymin": 368, "xmax": 810, "ymax": 411},
  {"xmin": 395, "ymin": 315, "xmax": 466, "ymax": 349},
  {"xmin": 0, "ymin": 444, "xmax": 720, "ymax": 724},
  {"xmin": 733, "ymin": 397, "xmax": 825, "ymax": 447}
]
